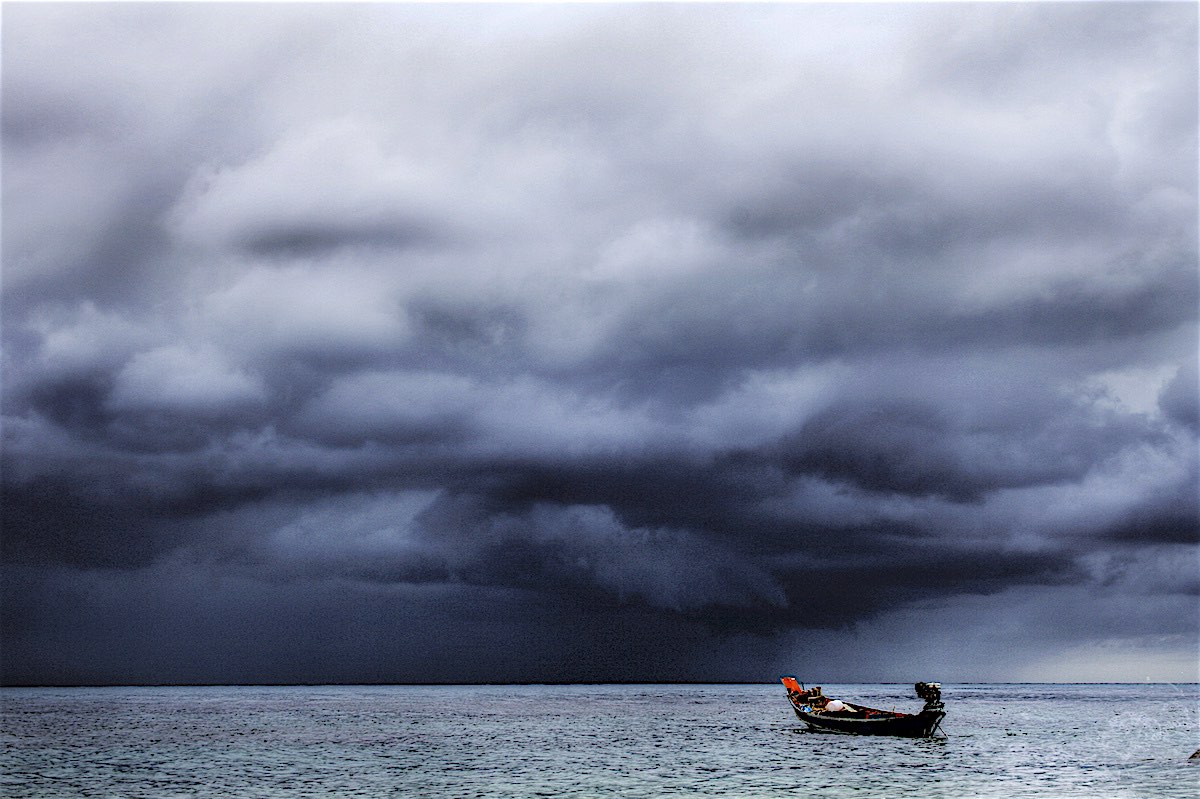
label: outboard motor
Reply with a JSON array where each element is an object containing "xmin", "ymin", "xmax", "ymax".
[{"xmin": 915, "ymin": 682, "xmax": 943, "ymax": 711}]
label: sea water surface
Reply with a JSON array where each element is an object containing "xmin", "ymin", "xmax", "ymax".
[{"xmin": 2, "ymin": 683, "xmax": 1197, "ymax": 798}]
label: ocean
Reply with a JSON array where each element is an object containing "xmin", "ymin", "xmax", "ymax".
[{"xmin": 2, "ymin": 683, "xmax": 1197, "ymax": 798}]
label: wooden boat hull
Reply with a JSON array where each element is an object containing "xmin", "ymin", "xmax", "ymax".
[
  {"xmin": 781, "ymin": 676, "xmax": 946, "ymax": 738},
  {"xmin": 793, "ymin": 706, "xmax": 945, "ymax": 738}
]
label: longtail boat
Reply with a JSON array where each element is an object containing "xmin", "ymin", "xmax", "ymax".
[{"xmin": 780, "ymin": 676, "xmax": 946, "ymax": 738}]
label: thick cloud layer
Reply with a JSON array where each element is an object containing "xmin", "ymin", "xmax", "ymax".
[{"xmin": 3, "ymin": 3, "xmax": 1197, "ymax": 684}]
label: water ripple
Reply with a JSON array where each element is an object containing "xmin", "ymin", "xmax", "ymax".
[{"xmin": 1, "ymin": 684, "xmax": 1197, "ymax": 798}]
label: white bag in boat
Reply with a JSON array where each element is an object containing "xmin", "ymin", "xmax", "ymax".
[{"xmin": 825, "ymin": 700, "xmax": 846, "ymax": 712}]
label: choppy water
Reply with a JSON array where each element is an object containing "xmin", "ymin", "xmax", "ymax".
[{"xmin": 2, "ymin": 683, "xmax": 1197, "ymax": 798}]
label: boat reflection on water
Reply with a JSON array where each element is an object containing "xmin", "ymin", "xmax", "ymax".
[{"xmin": 781, "ymin": 677, "xmax": 946, "ymax": 738}]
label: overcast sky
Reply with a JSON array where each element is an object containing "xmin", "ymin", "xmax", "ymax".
[{"xmin": 3, "ymin": 2, "xmax": 1197, "ymax": 685}]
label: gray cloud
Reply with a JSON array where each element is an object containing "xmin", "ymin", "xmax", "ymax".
[{"xmin": 2, "ymin": 3, "xmax": 1197, "ymax": 684}]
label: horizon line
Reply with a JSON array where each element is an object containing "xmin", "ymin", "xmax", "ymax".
[{"xmin": 4, "ymin": 680, "xmax": 1198, "ymax": 689}]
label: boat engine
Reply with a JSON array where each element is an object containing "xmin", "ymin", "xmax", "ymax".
[{"xmin": 915, "ymin": 682, "xmax": 943, "ymax": 710}]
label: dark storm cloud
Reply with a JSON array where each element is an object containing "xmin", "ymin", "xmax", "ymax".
[
  {"xmin": 775, "ymin": 394, "xmax": 1167, "ymax": 502},
  {"xmin": 2, "ymin": 3, "xmax": 1197, "ymax": 683},
  {"xmin": 1160, "ymin": 357, "xmax": 1200, "ymax": 430}
]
